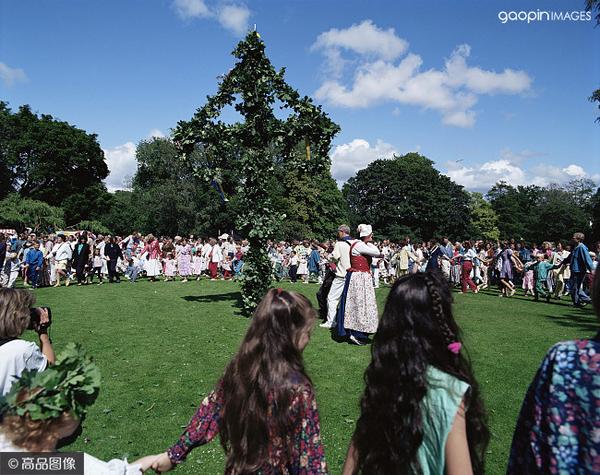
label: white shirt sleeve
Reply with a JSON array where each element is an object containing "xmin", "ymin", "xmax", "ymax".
[
  {"xmin": 352, "ymin": 241, "xmax": 381, "ymax": 258},
  {"xmin": 24, "ymin": 342, "xmax": 48, "ymax": 372},
  {"xmin": 84, "ymin": 454, "xmax": 142, "ymax": 474}
]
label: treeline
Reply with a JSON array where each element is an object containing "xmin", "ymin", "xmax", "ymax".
[
  {"xmin": 1, "ymin": 102, "xmax": 599, "ymax": 243},
  {"xmin": 343, "ymin": 153, "xmax": 600, "ymax": 244}
]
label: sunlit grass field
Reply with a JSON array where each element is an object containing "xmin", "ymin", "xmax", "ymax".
[{"xmin": 27, "ymin": 279, "xmax": 597, "ymax": 474}]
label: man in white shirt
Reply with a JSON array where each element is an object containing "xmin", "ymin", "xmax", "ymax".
[
  {"xmin": 53, "ymin": 235, "xmax": 73, "ymax": 287},
  {"xmin": 209, "ymin": 237, "xmax": 225, "ymax": 280},
  {"xmin": 321, "ymin": 225, "xmax": 353, "ymax": 329}
]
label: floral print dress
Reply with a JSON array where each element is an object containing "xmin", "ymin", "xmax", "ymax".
[
  {"xmin": 507, "ymin": 335, "xmax": 600, "ymax": 474},
  {"xmin": 168, "ymin": 376, "xmax": 328, "ymax": 474}
]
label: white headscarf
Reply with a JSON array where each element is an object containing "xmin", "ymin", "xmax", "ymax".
[{"xmin": 358, "ymin": 224, "xmax": 373, "ymax": 237}]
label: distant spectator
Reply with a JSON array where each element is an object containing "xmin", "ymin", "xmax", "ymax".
[
  {"xmin": 0, "ymin": 253, "xmax": 21, "ymax": 288},
  {"xmin": 0, "ymin": 234, "xmax": 6, "ymax": 272},
  {"xmin": 72, "ymin": 235, "xmax": 91, "ymax": 286},
  {"xmin": 52, "ymin": 234, "xmax": 72, "ymax": 287},
  {"xmin": 23, "ymin": 242, "xmax": 43, "ymax": 289},
  {"xmin": 104, "ymin": 236, "xmax": 123, "ymax": 284},
  {"xmin": 569, "ymin": 232, "xmax": 594, "ymax": 308}
]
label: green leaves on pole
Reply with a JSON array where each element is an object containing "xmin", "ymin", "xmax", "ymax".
[{"xmin": 174, "ymin": 31, "xmax": 339, "ymax": 315}]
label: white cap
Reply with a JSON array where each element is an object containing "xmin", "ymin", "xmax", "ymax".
[
  {"xmin": 358, "ymin": 224, "xmax": 373, "ymax": 237},
  {"xmin": 218, "ymin": 233, "xmax": 229, "ymax": 240}
]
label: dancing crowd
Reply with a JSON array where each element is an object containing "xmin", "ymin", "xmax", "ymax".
[
  {"xmin": 1, "ymin": 229, "xmax": 597, "ymax": 297},
  {"xmin": 1, "ymin": 263, "xmax": 599, "ymax": 474}
]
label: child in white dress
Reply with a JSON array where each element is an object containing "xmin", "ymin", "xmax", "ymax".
[{"xmin": 163, "ymin": 253, "xmax": 177, "ymax": 281}]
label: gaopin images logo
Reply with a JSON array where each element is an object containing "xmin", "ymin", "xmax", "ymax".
[{"xmin": 498, "ymin": 9, "xmax": 592, "ymax": 23}]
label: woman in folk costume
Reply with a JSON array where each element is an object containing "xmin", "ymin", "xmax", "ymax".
[
  {"xmin": 176, "ymin": 238, "xmax": 192, "ymax": 282},
  {"xmin": 141, "ymin": 234, "xmax": 162, "ymax": 282},
  {"xmin": 336, "ymin": 224, "xmax": 384, "ymax": 346}
]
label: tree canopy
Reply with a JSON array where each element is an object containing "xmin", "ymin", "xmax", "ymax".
[
  {"xmin": 487, "ymin": 180, "xmax": 595, "ymax": 243},
  {"xmin": 0, "ymin": 193, "xmax": 65, "ymax": 232},
  {"xmin": 0, "ymin": 102, "xmax": 110, "ymax": 224},
  {"xmin": 343, "ymin": 152, "xmax": 471, "ymax": 241}
]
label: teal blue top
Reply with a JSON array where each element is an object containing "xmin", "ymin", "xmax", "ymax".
[{"xmin": 415, "ymin": 366, "xmax": 470, "ymax": 475}]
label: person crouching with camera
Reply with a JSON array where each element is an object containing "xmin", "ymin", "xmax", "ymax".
[{"xmin": 0, "ymin": 289, "xmax": 55, "ymax": 395}]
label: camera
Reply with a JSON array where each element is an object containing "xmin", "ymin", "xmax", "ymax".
[{"xmin": 28, "ymin": 306, "xmax": 52, "ymax": 331}]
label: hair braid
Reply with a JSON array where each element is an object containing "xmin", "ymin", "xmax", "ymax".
[{"xmin": 423, "ymin": 274, "xmax": 456, "ymax": 348}]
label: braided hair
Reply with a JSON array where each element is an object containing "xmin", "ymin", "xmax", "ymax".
[
  {"xmin": 353, "ymin": 271, "xmax": 489, "ymax": 474},
  {"xmin": 423, "ymin": 273, "xmax": 459, "ymax": 351}
]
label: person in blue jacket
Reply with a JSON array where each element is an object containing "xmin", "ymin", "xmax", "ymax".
[
  {"xmin": 24, "ymin": 241, "xmax": 44, "ymax": 289},
  {"xmin": 569, "ymin": 232, "xmax": 594, "ymax": 308}
]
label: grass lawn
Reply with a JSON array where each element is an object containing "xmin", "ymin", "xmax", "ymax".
[{"xmin": 26, "ymin": 279, "xmax": 597, "ymax": 474}]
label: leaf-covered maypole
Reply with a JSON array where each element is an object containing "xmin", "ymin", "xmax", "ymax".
[{"xmin": 174, "ymin": 31, "xmax": 340, "ymax": 315}]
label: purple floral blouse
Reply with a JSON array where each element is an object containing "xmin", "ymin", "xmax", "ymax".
[
  {"xmin": 168, "ymin": 377, "xmax": 329, "ymax": 474},
  {"xmin": 507, "ymin": 336, "xmax": 600, "ymax": 473}
]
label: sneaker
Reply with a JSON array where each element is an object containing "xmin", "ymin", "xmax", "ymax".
[
  {"xmin": 319, "ymin": 322, "xmax": 334, "ymax": 329},
  {"xmin": 349, "ymin": 335, "xmax": 365, "ymax": 346}
]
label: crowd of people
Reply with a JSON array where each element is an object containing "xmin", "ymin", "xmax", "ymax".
[
  {"xmin": 1, "ymin": 265, "xmax": 599, "ymax": 473},
  {"xmin": 1, "ymin": 228, "xmax": 597, "ymax": 298},
  {"xmin": 1, "ymin": 226, "xmax": 597, "ymax": 348}
]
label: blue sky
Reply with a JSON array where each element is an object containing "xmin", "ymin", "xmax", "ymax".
[{"xmin": 1, "ymin": 0, "xmax": 598, "ymax": 191}]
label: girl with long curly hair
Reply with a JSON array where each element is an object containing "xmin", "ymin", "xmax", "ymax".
[
  {"xmin": 342, "ymin": 271, "xmax": 489, "ymax": 475},
  {"xmin": 145, "ymin": 288, "xmax": 328, "ymax": 474}
]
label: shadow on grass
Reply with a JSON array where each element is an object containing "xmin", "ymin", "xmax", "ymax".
[
  {"xmin": 542, "ymin": 311, "xmax": 598, "ymax": 332},
  {"xmin": 472, "ymin": 288, "xmax": 575, "ymax": 307},
  {"xmin": 182, "ymin": 292, "xmax": 244, "ymax": 315}
]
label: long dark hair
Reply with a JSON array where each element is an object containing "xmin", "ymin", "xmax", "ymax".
[
  {"xmin": 219, "ymin": 288, "xmax": 316, "ymax": 474},
  {"xmin": 353, "ymin": 271, "xmax": 489, "ymax": 474}
]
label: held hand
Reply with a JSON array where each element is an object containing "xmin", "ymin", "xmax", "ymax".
[
  {"xmin": 150, "ymin": 452, "xmax": 174, "ymax": 473},
  {"xmin": 132, "ymin": 454, "xmax": 162, "ymax": 473}
]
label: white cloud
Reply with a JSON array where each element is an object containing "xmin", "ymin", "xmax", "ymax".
[
  {"xmin": 103, "ymin": 129, "xmax": 171, "ymax": 191},
  {"xmin": 445, "ymin": 159, "xmax": 527, "ymax": 189},
  {"xmin": 562, "ymin": 164, "xmax": 586, "ymax": 178},
  {"xmin": 147, "ymin": 128, "xmax": 165, "ymax": 139},
  {"xmin": 443, "ymin": 149, "xmax": 597, "ymax": 190},
  {"xmin": 330, "ymin": 138, "xmax": 397, "ymax": 184},
  {"xmin": 172, "ymin": 1, "xmax": 250, "ymax": 36},
  {"xmin": 0, "ymin": 62, "xmax": 27, "ymax": 87},
  {"xmin": 312, "ymin": 20, "xmax": 408, "ymax": 62},
  {"xmin": 104, "ymin": 142, "xmax": 136, "ymax": 192},
  {"xmin": 173, "ymin": 0, "xmax": 210, "ymax": 18},
  {"xmin": 217, "ymin": 4, "xmax": 250, "ymax": 36},
  {"xmin": 312, "ymin": 22, "xmax": 533, "ymax": 127},
  {"xmin": 444, "ymin": 44, "xmax": 532, "ymax": 94}
]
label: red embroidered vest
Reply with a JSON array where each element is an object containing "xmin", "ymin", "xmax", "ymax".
[{"xmin": 348, "ymin": 241, "xmax": 372, "ymax": 273}]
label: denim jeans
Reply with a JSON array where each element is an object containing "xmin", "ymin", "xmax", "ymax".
[{"xmin": 570, "ymin": 272, "xmax": 591, "ymax": 306}]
